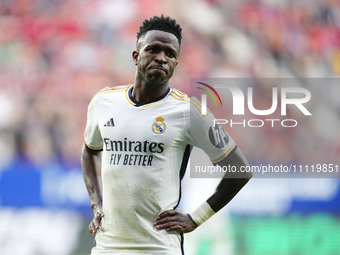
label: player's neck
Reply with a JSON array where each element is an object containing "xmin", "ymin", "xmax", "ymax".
[{"xmin": 132, "ymin": 80, "xmax": 169, "ymax": 103}]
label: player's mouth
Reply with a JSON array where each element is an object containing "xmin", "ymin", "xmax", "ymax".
[{"xmin": 149, "ymin": 66, "xmax": 167, "ymax": 74}]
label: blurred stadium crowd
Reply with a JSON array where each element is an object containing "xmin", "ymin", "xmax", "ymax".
[{"xmin": 0, "ymin": 0, "xmax": 340, "ymax": 172}]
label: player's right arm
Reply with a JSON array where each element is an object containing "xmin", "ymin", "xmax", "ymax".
[
  {"xmin": 81, "ymin": 144, "xmax": 104, "ymax": 235},
  {"xmin": 82, "ymin": 93, "xmax": 105, "ymax": 235}
]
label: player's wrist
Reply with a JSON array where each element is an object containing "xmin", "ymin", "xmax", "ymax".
[
  {"xmin": 91, "ymin": 203, "xmax": 102, "ymax": 212},
  {"xmin": 187, "ymin": 214, "xmax": 198, "ymax": 228},
  {"xmin": 189, "ymin": 201, "xmax": 216, "ymax": 227}
]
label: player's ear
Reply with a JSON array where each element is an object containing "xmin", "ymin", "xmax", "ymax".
[
  {"xmin": 176, "ymin": 60, "xmax": 179, "ymax": 66},
  {"xmin": 132, "ymin": 51, "xmax": 139, "ymax": 65}
]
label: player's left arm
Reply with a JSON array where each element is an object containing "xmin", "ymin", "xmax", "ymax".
[
  {"xmin": 207, "ymin": 147, "xmax": 251, "ymax": 212},
  {"xmin": 154, "ymin": 147, "xmax": 251, "ymax": 233}
]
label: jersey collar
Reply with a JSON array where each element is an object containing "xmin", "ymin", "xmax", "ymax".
[{"xmin": 127, "ymin": 85, "xmax": 171, "ymax": 107}]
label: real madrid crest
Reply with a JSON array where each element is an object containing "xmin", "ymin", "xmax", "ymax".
[{"xmin": 152, "ymin": 116, "xmax": 166, "ymax": 134}]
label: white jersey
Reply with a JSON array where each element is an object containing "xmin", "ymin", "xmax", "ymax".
[{"xmin": 84, "ymin": 84, "xmax": 237, "ymax": 255}]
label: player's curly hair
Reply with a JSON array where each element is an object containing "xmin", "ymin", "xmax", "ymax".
[{"xmin": 137, "ymin": 15, "xmax": 182, "ymax": 46}]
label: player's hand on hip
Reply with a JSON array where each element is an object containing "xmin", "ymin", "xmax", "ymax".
[
  {"xmin": 153, "ymin": 209, "xmax": 197, "ymax": 233},
  {"xmin": 89, "ymin": 206, "xmax": 104, "ymax": 236}
]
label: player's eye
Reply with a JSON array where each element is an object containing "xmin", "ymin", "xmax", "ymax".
[
  {"xmin": 147, "ymin": 48, "xmax": 156, "ymax": 53},
  {"xmin": 167, "ymin": 52, "xmax": 175, "ymax": 58}
]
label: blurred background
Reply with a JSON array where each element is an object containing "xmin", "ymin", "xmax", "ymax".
[{"xmin": 0, "ymin": 0, "xmax": 340, "ymax": 254}]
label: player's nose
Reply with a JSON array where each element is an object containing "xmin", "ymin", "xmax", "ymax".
[{"xmin": 155, "ymin": 51, "xmax": 167, "ymax": 63}]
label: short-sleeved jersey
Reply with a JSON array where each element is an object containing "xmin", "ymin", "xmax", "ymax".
[{"xmin": 84, "ymin": 85, "xmax": 237, "ymax": 255}]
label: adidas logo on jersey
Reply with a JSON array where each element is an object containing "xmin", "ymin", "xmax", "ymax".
[{"xmin": 104, "ymin": 118, "xmax": 115, "ymax": 127}]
